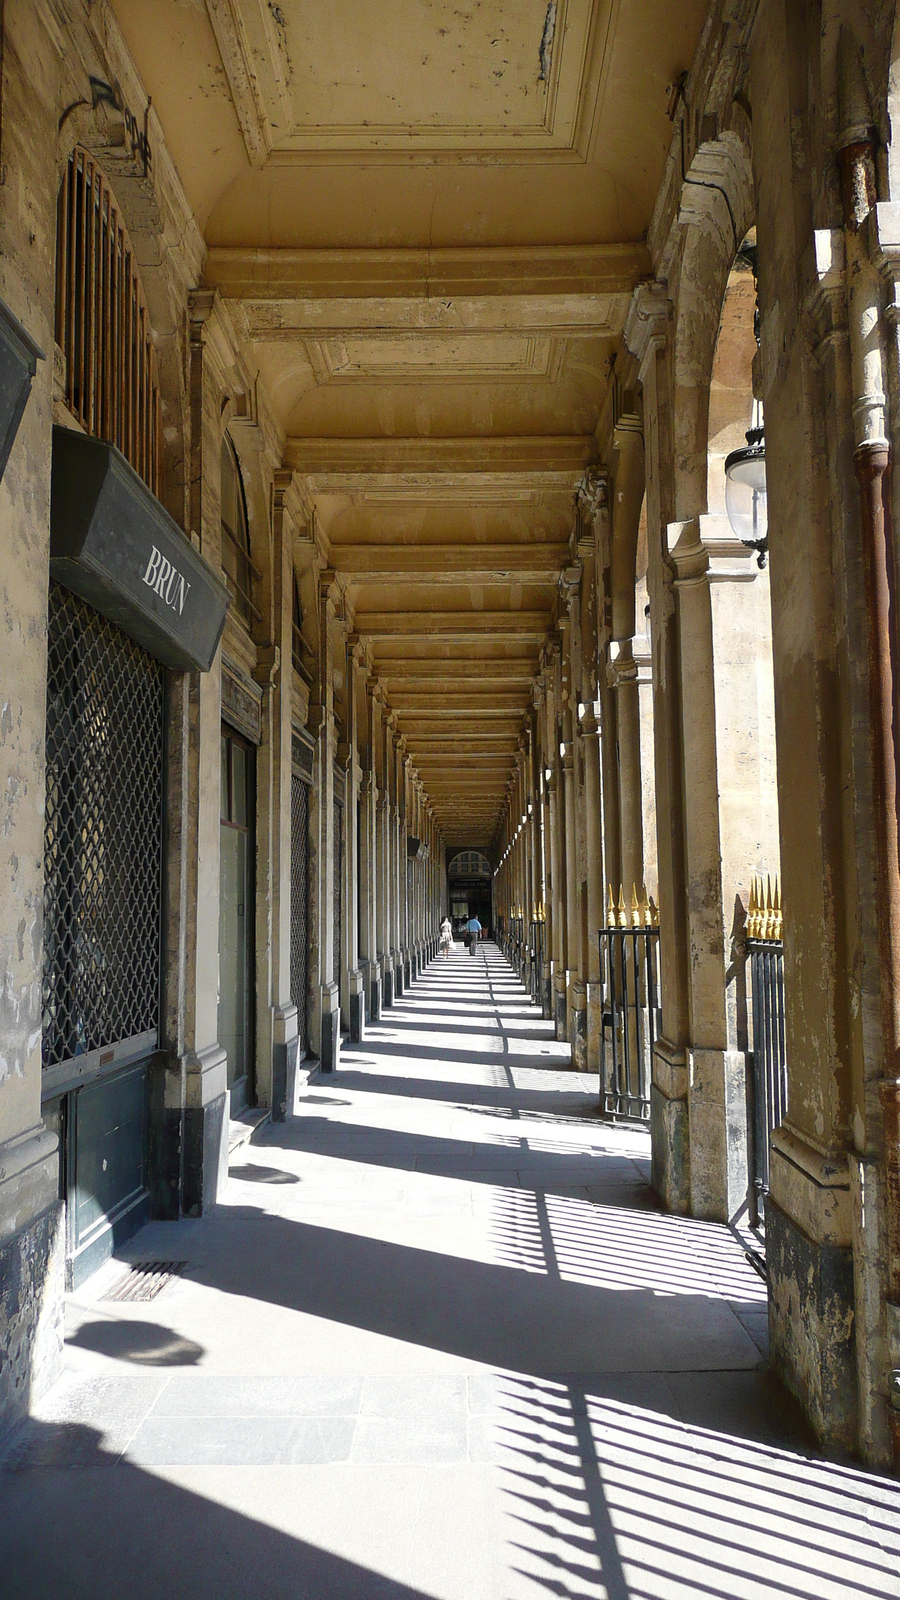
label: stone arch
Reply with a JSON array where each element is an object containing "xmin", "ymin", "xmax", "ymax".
[{"xmin": 672, "ymin": 127, "xmax": 755, "ymax": 522}]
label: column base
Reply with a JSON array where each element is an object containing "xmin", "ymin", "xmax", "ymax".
[
  {"xmin": 552, "ymin": 969, "xmax": 568, "ymax": 1042},
  {"xmin": 766, "ymin": 1127, "xmax": 856, "ymax": 1453},
  {"xmin": 271, "ymin": 1004, "xmax": 299, "ymax": 1123},
  {"xmin": 541, "ymin": 964, "xmax": 552, "ymax": 1021},
  {"xmin": 687, "ymin": 1047, "xmax": 750, "ymax": 1223},
  {"xmin": 0, "ymin": 1124, "xmax": 64, "ymax": 1436},
  {"xmin": 394, "ymin": 957, "xmax": 404, "ymax": 998},
  {"xmin": 183, "ymin": 1044, "xmax": 229, "ymax": 1216},
  {"xmin": 650, "ymin": 1040, "xmax": 690, "ymax": 1213},
  {"xmin": 0, "ymin": 1200, "xmax": 65, "ymax": 1437},
  {"xmin": 403, "ymin": 951, "xmax": 412, "ymax": 989},
  {"xmin": 318, "ymin": 982, "xmax": 341, "ymax": 1073},
  {"xmin": 381, "ymin": 956, "xmax": 394, "ymax": 1010},
  {"xmin": 366, "ymin": 960, "xmax": 382, "ymax": 1023},
  {"xmin": 569, "ymin": 980, "xmax": 588, "ymax": 1071},
  {"xmin": 348, "ymin": 968, "xmax": 366, "ymax": 1043},
  {"xmin": 586, "ymin": 980, "xmax": 602, "ymax": 1075}
]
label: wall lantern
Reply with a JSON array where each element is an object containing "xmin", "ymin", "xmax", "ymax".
[
  {"xmin": 724, "ymin": 398, "xmax": 768, "ymax": 568},
  {"xmin": 723, "ymin": 240, "xmax": 768, "ymax": 569},
  {"xmin": 559, "ymin": 741, "xmax": 566, "ymax": 758},
  {"xmin": 544, "ymin": 766, "xmax": 552, "ymax": 783}
]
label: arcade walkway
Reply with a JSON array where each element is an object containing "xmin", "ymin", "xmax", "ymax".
[{"xmin": 1, "ymin": 945, "xmax": 898, "ymax": 1598}]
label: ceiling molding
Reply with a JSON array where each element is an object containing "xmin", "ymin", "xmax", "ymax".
[
  {"xmin": 284, "ymin": 435, "xmax": 594, "ymax": 484},
  {"xmin": 205, "ymin": 243, "xmax": 650, "ymax": 302}
]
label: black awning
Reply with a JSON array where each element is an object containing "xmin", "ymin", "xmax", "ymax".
[{"xmin": 50, "ymin": 427, "xmax": 229, "ymax": 673}]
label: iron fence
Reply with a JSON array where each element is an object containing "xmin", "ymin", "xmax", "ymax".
[
  {"xmin": 598, "ymin": 925, "xmax": 660, "ymax": 1120},
  {"xmin": 747, "ymin": 936, "xmax": 788, "ymax": 1210}
]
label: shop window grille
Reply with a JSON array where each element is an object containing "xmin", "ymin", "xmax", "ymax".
[
  {"xmin": 55, "ymin": 147, "xmax": 161, "ymax": 496},
  {"xmin": 42, "ymin": 583, "xmax": 164, "ymax": 1068},
  {"xmin": 333, "ymin": 799, "xmax": 343, "ymax": 987},
  {"xmin": 290, "ymin": 774, "xmax": 310, "ymax": 1053}
]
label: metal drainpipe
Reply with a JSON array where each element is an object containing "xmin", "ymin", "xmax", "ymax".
[{"xmin": 837, "ymin": 29, "xmax": 900, "ymax": 1462}]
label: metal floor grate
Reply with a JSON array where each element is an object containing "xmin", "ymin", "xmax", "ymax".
[{"xmin": 102, "ymin": 1262, "xmax": 186, "ymax": 1303}]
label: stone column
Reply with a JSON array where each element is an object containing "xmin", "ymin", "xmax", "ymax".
[
  {"xmin": 608, "ymin": 642, "xmax": 645, "ymax": 901},
  {"xmin": 360, "ymin": 682, "xmax": 380, "ymax": 1022},
  {"xmin": 168, "ymin": 294, "xmax": 232, "ymax": 1206},
  {"xmin": 563, "ymin": 571, "xmax": 588, "ymax": 1068},
  {"xmin": 267, "ymin": 474, "xmax": 301, "ymax": 1117},
  {"xmin": 391, "ymin": 731, "xmax": 404, "ymax": 999},
  {"xmin": 344, "ymin": 642, "xmax": 367, "ymax": 1042},
  {"xmin": 625, "ymin": 285, "xmax": 691, "ymax": 1213},
  {"xmin": 309, "ymin": 572, "xmax": 339, "ymax": 1073},
  {"xmin": 547, "ymin": 674, "xmax": 568, "ymax": 1041},
  {"xmin": 374, "ymin": 698, "xmax": 393, "ymax": 1009},
  {"xmin": 562, "ymin": 713, "xmax": 582, "ymax": 1060}
]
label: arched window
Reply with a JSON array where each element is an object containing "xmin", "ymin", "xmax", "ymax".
[
  {"xmin": 55, "ymin": 147, "xmax": 161, "ymax": 496},
  {"xmin": 448, "ymin": 851, "xmax": 490, "ymax": 877},
  {"xmin": 220, "ymin": 435, "xmax": 256, "ymax": 626}
]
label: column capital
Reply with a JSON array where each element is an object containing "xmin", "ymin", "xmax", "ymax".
[{"xmin": 623, "ymin": 280, "xmax": 670, "ymax": 378}]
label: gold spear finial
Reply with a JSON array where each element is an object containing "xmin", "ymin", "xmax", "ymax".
[
  {"xmin": 763, "ymin": 875, "xmax": 773, "ymax": 940},
  {"xmin": 631, "ymin": 884, "xmax": 641, "ymax": 927},
  {"xmin": 617, "ymin": 886, "xmax": 627, "ymax": 928},
  {"xmin": 607, "ymin": 884, "xmax": 615, "ymax": 926},
  {"xmin": 772, "ymin": 873, "xmax": 783, "ymax": 940}
]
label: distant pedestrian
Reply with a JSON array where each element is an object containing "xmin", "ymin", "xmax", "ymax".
[
  {"xmin": 465, "ymin": 914, "xmax": 482, "ymax": 955},
  {"xmin": 440, "ymin": 916, "xmax": 453, "ymax": 957}
]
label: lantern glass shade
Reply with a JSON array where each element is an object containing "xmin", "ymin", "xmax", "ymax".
[{"xmin": 724, "ymin": 443, "xmax": 767, "ymax": 544}]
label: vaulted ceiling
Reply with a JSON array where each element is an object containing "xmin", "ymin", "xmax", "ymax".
[{"xmin": 112, "ymin": 0, "xmax": 706, "ymax": 848}]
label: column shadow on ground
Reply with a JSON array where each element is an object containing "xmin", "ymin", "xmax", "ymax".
[{"xmin": 0, "ymin": 1421, "xmax": 439, "ymax": 1600}]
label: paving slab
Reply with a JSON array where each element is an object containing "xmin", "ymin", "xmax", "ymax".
[{"xmin": 1, "ymin": 942, "xmax": 898, "ymax": 1599}]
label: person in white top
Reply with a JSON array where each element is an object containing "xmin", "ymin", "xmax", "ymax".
[{"xmin": 439, "ymin": 916, "xmax": 453, "ymax": 957}]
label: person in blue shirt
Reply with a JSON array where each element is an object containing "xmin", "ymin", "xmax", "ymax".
[{"xmin": 465, "ymin": 915, "xmax": 482, "ymax": 955}]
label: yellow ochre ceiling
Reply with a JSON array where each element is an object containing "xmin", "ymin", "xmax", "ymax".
[{"xmin": 112, "ymin": 0, "xmax": 705, "ymax": 848}]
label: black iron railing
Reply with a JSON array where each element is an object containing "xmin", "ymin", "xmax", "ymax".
[
  {"xmin": 598, "ymin": 924, "xmax": 660, "ymax": 1120},
  {"xmin": 747, "ymin": 936, "xmax": 788, "ymax": 1212}
]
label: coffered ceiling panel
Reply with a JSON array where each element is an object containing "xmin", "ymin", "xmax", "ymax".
[{"xmin": 207, "ymin": 0, "xmax": 607, "ymax": 161}]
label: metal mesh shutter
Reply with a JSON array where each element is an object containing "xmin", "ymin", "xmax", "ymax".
[
  {"xmin": 333, "ymin": 799, "xmax": 343, "ymax": 987},
  {"xmin": 290, "ymin": 774, "xmax": 309, "ymax": 1053},
  {"xmin": 42, "ymin": 583, "xmax": 164, "ymax": 1067}
]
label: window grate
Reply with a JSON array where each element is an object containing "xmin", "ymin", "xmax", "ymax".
[
  {"xmin": 290, "ymin": 774, "xmax": 309, "ymax": 1053},
  {"xmin": 55, "ymin": 148, "xmax": 161, "ymax": 496},
  {"xmin": 42, "ymin": 583, "xmax": 165, "ymax": 1069}
]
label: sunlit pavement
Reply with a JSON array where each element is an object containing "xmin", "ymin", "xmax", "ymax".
[{"xmin": 2, "ymin": 942, "xmax": 899, "ymax": 1599}]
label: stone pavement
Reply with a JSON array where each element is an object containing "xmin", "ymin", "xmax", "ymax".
[{"xmin": 1, "ymin": 942, "xmax": 899, "ymax": 1599}]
